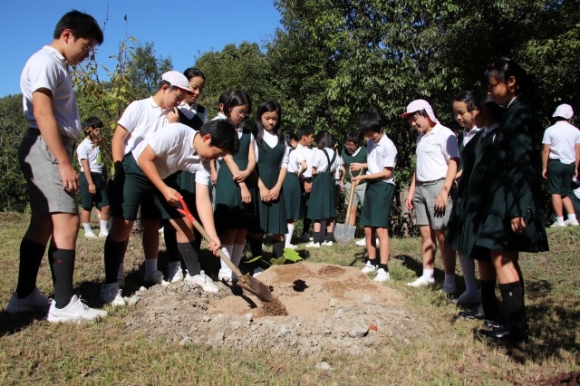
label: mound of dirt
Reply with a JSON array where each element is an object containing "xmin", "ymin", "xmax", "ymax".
[{"xmin": 126, "ymin": 262, "xmax": 425, "ymax": 355}]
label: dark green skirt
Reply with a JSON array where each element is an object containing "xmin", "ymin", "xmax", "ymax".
[
  {"xmin": 257, "ymin": 167, "xmax": 288, "ymax": 235},
  {"xmin": 282, "ymin": 173, "xmax": 303, "ymax": 221},
  {"xmin": 360, "ymin": 181, "xmax": 394, "ymax": 228},
  {"xmin": 214, "ymin": 161, "xmax": 255, "ymax": 233},
  {"xmin": 306, "ymin": 172, "xmax": 335, "ymax": 220}
]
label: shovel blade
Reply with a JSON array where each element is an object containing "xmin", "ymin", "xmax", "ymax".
[
  {"xmin": 335, "ymin": 223, "xmax": 356, "ymax": 245},
  {"xmin": 237, "ymin": 273, "xmax": 273, "ymax": 302}
]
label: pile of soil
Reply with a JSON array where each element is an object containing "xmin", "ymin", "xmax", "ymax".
[{"xmin": 126, "ymin": 262, "xmax": 425, "ymax": 355}]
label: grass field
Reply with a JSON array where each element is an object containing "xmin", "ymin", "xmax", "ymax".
[{"xmin": 0, "ymin": 212, "xmax": 579, "ymax": 385}]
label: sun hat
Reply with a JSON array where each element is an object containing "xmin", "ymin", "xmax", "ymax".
[
  {"xmin": 400, "ymin": 99, "xmax": 439, "ymax": 123},
  {"xmin": 552, "ymin": 103, "xmax": 574, "ymax": 120}
]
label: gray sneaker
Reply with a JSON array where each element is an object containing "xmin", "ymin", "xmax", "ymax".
[{"xmin": 143, "ymin": 270, "xmax": 169, "ymax": 286}]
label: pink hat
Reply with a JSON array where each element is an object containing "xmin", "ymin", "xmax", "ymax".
[
  {"xmin": 161, "ymin": 71, "xmax": 192, "ymax": 94},
  {"xmin": 552, "ymin": 104, "xmax": 574, "ymax": 120},
  {"xmin": 400, "ymin": 99, "xmax": 439, "ymax": 123}
]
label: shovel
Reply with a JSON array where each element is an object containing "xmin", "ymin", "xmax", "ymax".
[
  {"xmin": 176, "ymin": 195, "xmax": 273, "ymax": 302},
  {"xmin": 335, "ymin": 168, "xmax": 362, "ymax": 245}
]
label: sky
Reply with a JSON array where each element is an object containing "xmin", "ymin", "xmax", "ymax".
[{"xmin": 0, "ymin": 0, "xmax": 282, "ymax": 97}]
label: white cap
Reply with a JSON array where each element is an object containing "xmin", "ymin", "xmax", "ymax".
[
  {"xmin": 161, "ymin": 71, "xmax": 191, "ymax": 93},
  {"xmin": 400, "ymin": 99, "xmax": 439, "ymax": 123},
  {"xmin": 552, "ymin": 103, "xmax": 573, "ymax": 120}
]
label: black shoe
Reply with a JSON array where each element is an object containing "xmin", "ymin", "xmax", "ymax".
[
  {"xmin": 478, "ymin": 326, "xmax": 528, "ymax": 343},
  {"xmin": 458, "ymin": 307, "xmax": 485, "ymax": 320},
  {"xmin": 299, "ymin": 233, "xmax": 311, "ymax": 243},
  {"xmin": 483, "ymin": 319, "xmax": 501, "ymax": 329}
]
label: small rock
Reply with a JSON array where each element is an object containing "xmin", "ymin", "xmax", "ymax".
[
  {"xmin": 329, "ymin": 298, "xmax": 338, "ymax": 307},
  {"xmin": 315, "ymin": 362, "xmax": 333, "ymax": 371},
  {"xmin": 348, "ymin": 325, "xmax": 369, "ymax": 338}
]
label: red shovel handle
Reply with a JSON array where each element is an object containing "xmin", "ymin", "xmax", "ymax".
[{"xmin": 176, "ymin": 194, "xmax": 196, "ymax": 224}]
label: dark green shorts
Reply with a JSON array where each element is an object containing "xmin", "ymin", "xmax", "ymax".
[
  {"xmin": 111, "ymin": 154, "xmax": 161, "ymax": 221},
  {"xmin": 547, "ymin": 159, "xmax": 575, "ymax": 196},
  {"xmin": 360, "ymin": 181, "xmax": 395, "ymax": 228},
  {"xmin": 79, "ymin": 172, "xmax": 110, "ymax": 210}
]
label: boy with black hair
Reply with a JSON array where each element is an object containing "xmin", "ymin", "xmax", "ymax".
[
  {"xmin": 295, "ymin": 125, "xmax": 316, "ymax": 242},
  {"xmin": 101, "ymin": 120, "xmax": 239, "ymax": 304},
  {"xmin": 101, "ymin": 70, "xmax": 192, "ymax": 305},
  {"xmin": 351, "ymin": 113, "xmax": 397, "ymax": 282},
  {"xmin": 7, "ymin": 10, "xmax": 107, "ymax": 322}
]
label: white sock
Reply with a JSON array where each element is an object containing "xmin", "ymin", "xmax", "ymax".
[
  {"xmin": 145, "ymin": 258, "xmax": 158, "ymax": 276},
  {"xmin": 100, "ymin": 220, "xmax": 108, "ymax": 232},
  {"xmin": 220, "ymin": 244, "xmax": 234, "ymax": 272},
  {"xmin": 568, "ymin": 214, "xmax": 577, "ymax": 221},
  {"xmin": 82, "ymin": 223, "xmax": 93, "ymax": 233},
  {"xmin": 422, "ymin": 269, "xmax": 434, "ymax": 280},
  {"xmin": 232, "ymin": 244, "xmax": 244, "ymax": 267},
  {"xmin": 557, "ymin": 216, "xmax": 565, "ymax": 223},
  {"xmin": 285, "ymin": 224, "xmax": 295, "ymax": 247},
  {"xmin": 444, "ymin": 273, "xmax": 456, "ymax": 286},
  {"xmin": 458, "ymin": 254, "xmax": 477, "ymax": 293}
]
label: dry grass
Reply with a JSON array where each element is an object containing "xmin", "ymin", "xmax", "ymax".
[{"xmin": 0, "ymin": 212, "xmax": 579, "ymax": 385}]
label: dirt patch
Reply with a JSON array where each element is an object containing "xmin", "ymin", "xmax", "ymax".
[{"xmin": 126, "ymin": 262, "xmax": 426, "ymax": 355}]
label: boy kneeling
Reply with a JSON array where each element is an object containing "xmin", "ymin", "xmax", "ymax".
[
  {"xmin": 352, "ymin": 113, "xmax": 398, "ymax": 282},
  {"xmin": 101, "ymin": 120, "xmax": 239, "ymax": 305}
]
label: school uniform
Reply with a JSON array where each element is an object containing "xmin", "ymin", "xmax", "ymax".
[
  {"xmin": 112, "ymin": 97, "xmax": 174, "ymax": 221},
  {"xmin": 360, "ymin": 134, "xmax": 397, "ymax": 228},
  {"xmin": 214, "ymin": 127, "xmax": 255, "ymax": 233},
  {"xmin": 283, "ymin": 146, "xmax": 304, "ymax": 221},
  {"xmin": 77, "ymin": 137, "xmax": 109, "ymax": 210},
  {"xmin": 342, "ymin": 146, "xmax": 368, "ymax": 207},
  {"xmin": 297, "ymin": 143, "xmax": 315, "ymax": 211},
  {"xmin": 474, "ymin": 97, "xmax": 549, "ymax": 253},
  {"xmin": 307, "ymin": 147, "xmax": 338, "ymax": 220},
  {"xmin": 542, "ymin": 120, "xmax": 580, "ymax": 196},
  {"xmin": 255, "ymin": 131, "xmax": 289, "ymax": 234}
]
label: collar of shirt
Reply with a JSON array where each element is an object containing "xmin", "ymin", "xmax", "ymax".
[
  {"xmin": 147, "ymin": 97, "xmax": 165, "ymax": 114},
  {"xmin": 349, "ymin": 146, "xmax": 362, "ymax": 157},
  {"xmin": 179, "ymin": 101, "xmax": 199, "ymax": 119},
  {"xmin": 482, "ymin": 123, "xmax": 499, "ymax": 137},
  {"xmin": 419, "ymin": 123, "xmax": 442, "ymax": 139},
  {"xmin": 43, "ymin": 45, "xmax": 67, "ymax": 71},
  {"xmin": 463, "ymin": 126, "xmax": 482, "ymax": 144}
]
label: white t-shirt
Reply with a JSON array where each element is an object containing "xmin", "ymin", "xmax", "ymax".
[
  {"xmin": 178, "ymin": 101, "xmax": 209, "ymax": 123},
  {"xmin": 312, "ymin": 148, "xmax": 339, "ymax": 173},
  {"xmin": 133, "ymin": 123, "xmax": 210, "ymax": 183},
  {"xmin": 77, "ymin": 137, "xmax": 103, "ymax": 173},
  {"xmin": 20, "ymin": 45, "xmax": 81, "ymax": 139},
  {"xmin": 287, "ymin": 147, "xmax": 301, "ymax": 173},
  {"xmin": 117, "ymin": 97, "xmax": 173, "ymax": 155},
  {"xmin": 254, "ymin": 130, "xmax": 289, "ymax": 169},
  {"xmin": 415, "ymin": 123, "xmax": 460, "ymax": 182},
  {"xmin": 296, "ymin": 144, "xmax": 315, "ymax": 178},
  {"xmin": 542, "ymin": 121, "xmax": 580, "ymax": 164},
  {"xmin": 367, "ymin": 133, "xmax": 397, "ymax": 185}
]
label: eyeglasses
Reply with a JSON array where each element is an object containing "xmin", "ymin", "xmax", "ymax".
[{"xmin": 233, "ymin": 108, "xmax": 249, "ymax": 118}]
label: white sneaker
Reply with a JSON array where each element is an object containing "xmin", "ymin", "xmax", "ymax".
[
  {"xmin": 100, "ymin": 283, "xmax": 126, "ymax": 307},
  {"xmin": 443, "ymin": 281, "xmax": 457, "ymax": 294},
  {"xmin": 167, "ymin": 262, "xmax": 184, "ymax": 283},
  {"xmin": 5, "ymin": 288, "xmax": 51, "ymax": 313},
  {"xmin": 360, "ymin": 261, "xmax": 377, "ymax": 274},
  {"xmin": 373, "ymin": 268, "xmax": 390, "ymax": 283},
  {"xmin": 321, "ymin": 240, "xmax": 334, "ymax": 246},
  {"xmin": 253, "ymin": 267, "xmax": 264, "ymax": 277},
  {"xmin": 98, "ymin": 229, "xmax": 109, "ymax": 238},
  {"xmin": 355, "ymin": 238, "xmax": 366, "ymax": 246},
  {"xmin": 158, "ymin": 226, "xmax": 164, "ymax": 234},
  {"xmin": 285, "ymin": 244, "xmax": 298, "ymax": 250},
  {"xmin": 550, "ymin": 221, "xmax": 567, "ymax": 228},
  {"xmin": 218, "ymin": 268, "xmax": 233, "ymax": 283},
  {"xmin": 305, "ymin": 241, "xmax": 320, "ymax": 248},
  {"xmin": 85, "ymin": 231, "xmax": 97, "ymax": 239},
  {"xmin": 143, "ymin": 270, "xmax": 169, "ymax": 286},
  {"xmin": 185, "ymin": 271, "xmax": 219, "ymax": 293},
  {"xmin": 453, "ymin": 290, "xmax": 481, "ymax": 305},
  {"xmin": 407, "ymin": 276, "xmax": 435, "ymax": 287},
  {"xmin": 565, "ymin": 219, "xmax": 580, "ymax": 226},
  {"xmin": 47, "ymin": 295, "xmax": 107, "ymax": 323}
]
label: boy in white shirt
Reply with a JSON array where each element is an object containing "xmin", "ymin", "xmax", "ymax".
[{"xmin": 402, "ymin": 99, "xmax": 460, "ymax": 293}]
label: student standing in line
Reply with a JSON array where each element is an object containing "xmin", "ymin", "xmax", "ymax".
[
  {"xmin": 209, "ymin": 90, "xmax": 232, "ymax": 202},
  {"xmin": 6, "ymin": 10, "xmax": 107, "ymax": 322},
  {"xmin": 402, "ymin": 99, "xmax": 460, "ymax": 294},
  {"xmin": 283, "ymin": 133, "xmax": 303, "ymax": 249},
  {"xmin": 213, "ymin": 91, "xmax": 256, "ymax": 282},
  {"xmin": 352, "ymin": 113, "xmax": 397, "ymax": 283},
  {"xmin": 77, "ymin": 117, "xmax": 110, "ymax": 239},
  {"xmin": 163, "ymin": 68, "xmax": 209, "ymax": 283},
  {"xmin": 542, "ymin": 103, "xmax": 580, "ymax": 228},
  {"xmin": 102, "ymin": 70, "xmax": 192, "ymax": 303},
  {"xmin": 295, "ymin": 126, "xmax": 316, "ymax": 242},
  {"xmin": 253, "ymin": 101, "xmax": 289, "ymax": 261},
  {"xmin": 305, "ymin": 130, "xmax": 340, "ymax": 248},
  {"xmin": 476, "ymin": 58, "xmax": 548, "ymax": 341},
  {"xmin": 447, "ymin": 91, "xmax": 482, "ymax": 306}
]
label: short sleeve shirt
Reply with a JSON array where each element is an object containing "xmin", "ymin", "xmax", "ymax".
[
  {"xmin": 20, "ymin": 46, "xmax": 81, "ymax": 139},
  {"xmin": 77, "ymin": 137, "xmax": 103, "ymax": 173},
  {"xmin": 297, "ymin": 144, "xmax": 315, "ymax": 178},
  {"xmin": 312, "ymin": 148, "xmax": 339, "ymax": 173},
  {"xmin": 542, "ymin": 121, "xmax": 580, "ymax": 164},
  {"xmin": 415, "ymin": 123, "xmax": 460, "ymax": 182},
  {"xmin": 367, "ymin": 133, "xmax": 397, "ymax": 185}
]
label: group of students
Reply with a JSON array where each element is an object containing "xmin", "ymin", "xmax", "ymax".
[{"xmin": 3, "ymin": 10, "xmax": 560, "ymax": 345}]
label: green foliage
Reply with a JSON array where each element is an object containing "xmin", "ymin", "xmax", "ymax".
[
  {"xmin": 0, "ymin": 95, "xmax": 29, "ymax": 212},
  {"xmin": 244, "ymin": 247, "xmax": 303, "ymax": 266}
]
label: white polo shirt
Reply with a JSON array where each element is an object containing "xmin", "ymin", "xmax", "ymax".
[
  {"xmin": 542, "ymin": 121, "xmax": 580, "ymax": 164},
  {"xmin": 133, "ymin": 123, "xmax": 210, "ymax": 183},
  {"xmin": 254, "ymin": 130, "xmax": 289, "ymax": 169},
  {"xmin": 77, "ymin": 138, "xmax": 103, "ymax": 173},
  {"xmin": 312, "ymin": 148, "xmax": 339, "ymax": 173},
  {"xmin": 296, "ymin": 144, "xmax": 315, "ymax": 178},
  {"xmin": 415, "ymin": 123, "xmax": 459, "ymax": 182},
  {"xmin": 367, "ymin": 133, "xmax": 397, "ymax": 185},
  {"xmin": 20, "ymin": 45, "xmax": 81, "ymax": 139},
  {"xmin": 117, "ymin": 97, "xmax": 173, "ymax": 155},
  {"xmin": 287, "ymin": 147, "xmax": 301, "ymax": 173}
]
